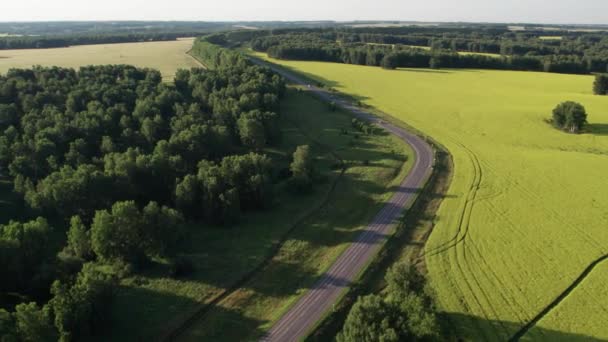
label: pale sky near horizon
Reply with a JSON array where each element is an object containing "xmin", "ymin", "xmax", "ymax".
[{"xmin": 1, "ymin": 0, "xmax": 607, "ymax": 25}]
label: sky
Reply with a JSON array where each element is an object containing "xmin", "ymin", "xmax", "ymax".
[{"xmin": 1, "ymin": 0, "xmax": 607, "ymax": 25}]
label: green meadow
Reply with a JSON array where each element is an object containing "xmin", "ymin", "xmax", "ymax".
[{"xmin": 251, "ymin": 51, "xmax": 608, "ymax": 340}]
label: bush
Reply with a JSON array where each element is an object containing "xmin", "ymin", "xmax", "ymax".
[{"xmin": 593, "ymin": 74, "xmax": 608, "ymax": 95}]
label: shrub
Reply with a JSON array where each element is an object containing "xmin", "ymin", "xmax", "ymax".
[
  {"xmin": 593, "ymin": 74, "xmax": 608, "ymax": 95},
  {"xmin": 552, "ymin": 101, "xmax": 587, "ymax": 133}
]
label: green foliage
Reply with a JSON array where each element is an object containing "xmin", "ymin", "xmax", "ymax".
[
  {"xmin": 351, "ymin": 118, "xmax": 376, "ymax": 135},
  {"xmin": 593, "ymin": 74, "xmax": 608, "ymax": 95},
  {"xmin": 337, "ymin": 295, "xmax": 399, "ymax": 342},
  {"xmin": 288, "ymin": 145, "xmax": 315, "ymax": 193},
  {"xmin": 0, "ymin": 218, "xmax": 54, "ymax": 295},
  {"xmin": 66, "ymin": 216, "xmax": 92, "ymax": 260},
  {"xmin": 0, "ymin": 308, "xmax": 17, "ymax": 341},
  {"xmin": 13, "ymin": 302, "xmax": 56, "ymax": 342},
  {"xmin": 552, "ymin": 101, "xmax": 588, "ymax": 133},
  {"xmin": 238, "ymin": 115, "xmax": 266, "ymax": 149},
  {"xmin": 49, "ymin": 264, "xmax": 117, "ymax": 342},
  {"xmin": 338, "ymin": 263, "xmax": 439, "ymax": 342},
  {"xmin": 0, "ymin": 61, "xmax": 284, "ymax": 223},
  {"xmin": 337, "ymin": 263, "xmax": 439, "ymax": 342},
  {"xmin": 176, "ymin": 153, "xmax": 273, "ymax": 223},
  {"xmin": 90, "ymin": 201, "xmax": 184, "ymax": 266}
]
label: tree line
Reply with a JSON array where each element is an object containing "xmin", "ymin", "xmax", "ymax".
[
  {"xmin": 0, "ymin": 38, "xmax": 324, "ymax": 341},
  {"xmin": 247, "ymin": 28, "xmax": 608, "ymax": 74}
]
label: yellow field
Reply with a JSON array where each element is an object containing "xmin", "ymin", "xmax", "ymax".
[
  {"xmin": 0, "ymin": 38, "xmax": 200, "ymax": 80},
  {"xmin": 251, "ymin": 52, "xmax": 608, "ymax": 340}
]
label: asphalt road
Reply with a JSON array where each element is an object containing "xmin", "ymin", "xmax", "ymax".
[{"xmin": 253, "ymin": 59, "xmax": 435, "ymax": 342}]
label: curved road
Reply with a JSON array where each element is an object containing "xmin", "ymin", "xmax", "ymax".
[{"xmin": 253, "ymin": 58, "xmax": 435, "ymax": 342}]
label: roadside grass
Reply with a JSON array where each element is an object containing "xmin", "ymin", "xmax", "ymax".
[
  {"xmin": 248, "ymin": 53, "xmax": 608, "ymax": 340},
  {"xmin": 174, "ymin": 87, "xmax": 413, "ymax": 341},
  {"xmin": 106, "ymin": 87, "xmax": 412, "ymax": 341},
  {"xmin": 0, "ymin": 38, "xmax": 200, "ymax": 80}
]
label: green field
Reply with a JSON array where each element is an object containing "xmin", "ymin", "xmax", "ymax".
[
  {"xmin": 251, "ymin": 52, "xmax": 608, "ymax": 340},
  {"xmin": 0, "ymin": 38, "xmax": 200, "ymax": 80},
  {"xmin": 107, "ymin": 87, "xmax": 412, "ymax": 341}
]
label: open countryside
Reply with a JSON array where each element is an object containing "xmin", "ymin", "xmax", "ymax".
[
  {"xmin": 251, "ymin": 52, "xmax": 608, "ymax": 340},
  {"xmin": 2, "ymin": 5, "xmax": 608, "ymax": 342}
]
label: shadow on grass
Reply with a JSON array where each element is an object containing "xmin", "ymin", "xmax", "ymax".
[
  {"xmin": 585, "ymin": 123, "xmax": 608, "ymax": 136},
  {"xmin": 172, "ymin": 303, "xmax": 266, "ymax": 342},
  {"xmin": 107, "ymin": 284, "xmax": 266, "ymax": 342},
  {"xmin": 442, "ymin": 312, "xmax": 602, "ymax": 342},
  {"xmin": 397, "ymin": 68, "xmax": 453, "ymax": 74}
]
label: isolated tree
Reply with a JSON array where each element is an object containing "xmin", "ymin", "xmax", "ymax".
[
  {"xmin": 290, "ymin": 145, "xmax": 313, "ymax": 180},
  {"xmin": 289, "ymin": 145, "xmax": 314, "ymax": 193},
  {"xmin": 593, "ymin": 74, "xmax": 608, "ymax": 95},
  {"xmin": 552, "ymin": 101, "xmax": 588, "ymax": 133}
]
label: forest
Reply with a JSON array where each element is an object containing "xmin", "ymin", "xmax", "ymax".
[
  {"xmin": 242, "ymin": 27, "xmax": 608, "ymax": 74},
  {"xmin": 0, "ymin": 38, "xmax": 296, "ymax": 340}
]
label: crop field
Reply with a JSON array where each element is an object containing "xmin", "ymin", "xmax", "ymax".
[
  {"xmin": 0, "ymin": 38, "xmax": 200, "ymax": 80},
  {"xmin": 108, "ymin": 87, "xmax": 412, "ymax": 341},
  {"xmin": 251, "ymin": 52, "xmax": 608, "ymax": 340}
]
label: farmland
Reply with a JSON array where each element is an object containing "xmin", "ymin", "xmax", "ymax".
[
  {"xmin": 250, "ymin": 52, "xmax": 608, "ymax": 340},
  {"xmin": 0, "ymin": 38, "xmax": 200, "ymax": 80}
]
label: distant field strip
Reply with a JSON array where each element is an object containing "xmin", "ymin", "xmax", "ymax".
[
  {"xmin": 249, "ymin": 52, "xmax": 608, "ymax": 340},
  {"xmin": 0, "ymin": 38, "xmax": 199, "ymax": 79}
]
